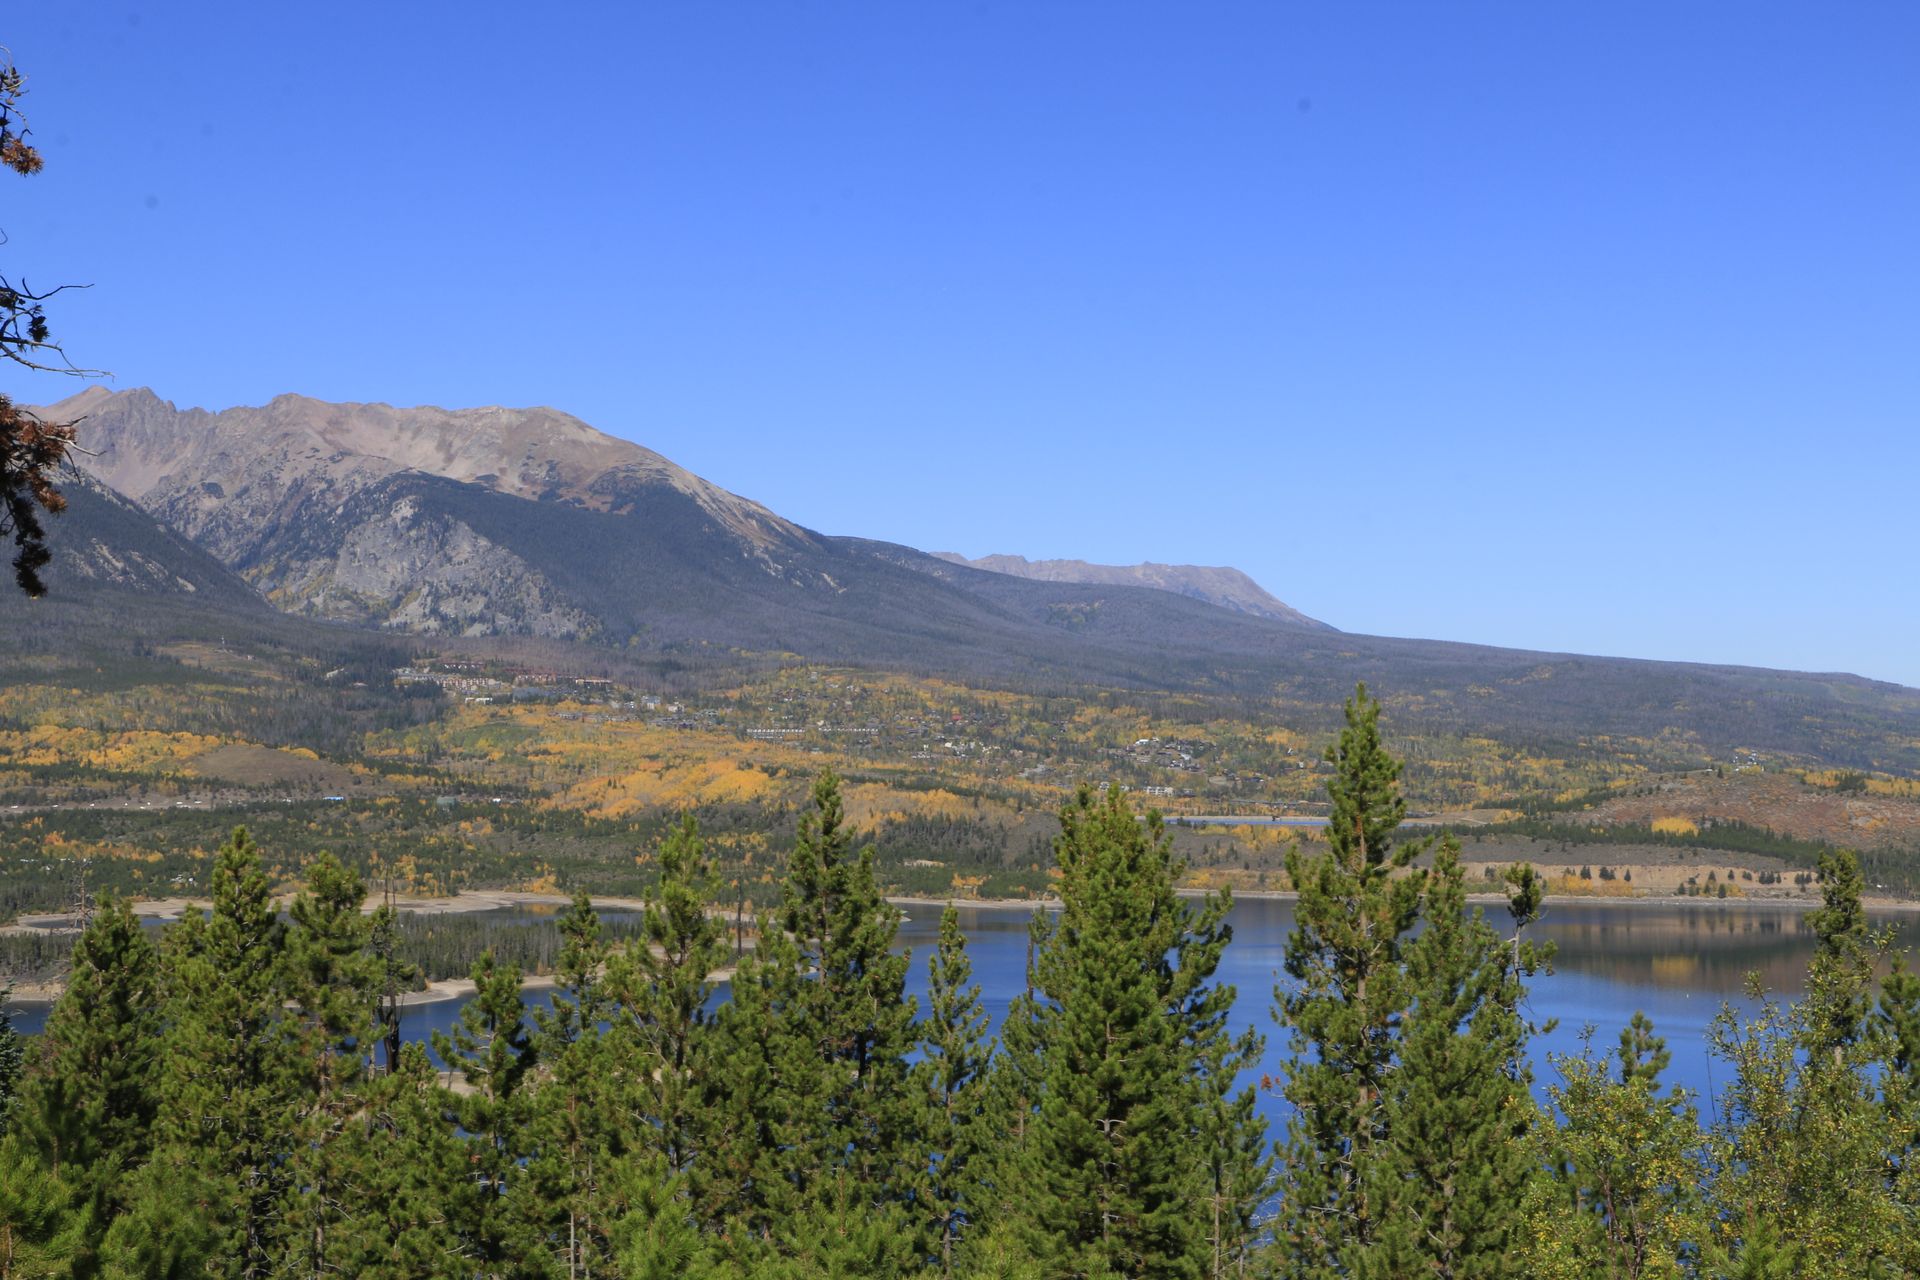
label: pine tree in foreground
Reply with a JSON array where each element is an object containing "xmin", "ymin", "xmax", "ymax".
[
  {"xmin": 781, "ymin": 770, "xmax": 920, "ymax": 1216},
  {"xmin": 1275, "ymin": 684, "xmax": 1427, "ymax": 1278},
  {"xmin": 614, "ymin": 813, "xmax": 731, "ymax": 1178},
  {"xmin": 106, "ymin": 827, "xmax": 300, "ymax": 1280},
  {"xmin": 1012, "ymin": 784, "xmax": 1263, "ymax": 1280},
  {"xmin": 915, "ymin": 905, "xmax": 991, "ymax": 1274},
  {"xmin": 0, "ymin": 986, "xmax": 18, "ymax": 1132},
  {"xmin": 528, "ymin": 891, "xmax": 623, "ymax": 1278},
  {"xmin": 1705, "ymin": 848, "xmax": 1920, "ymax": 1278},
  {"xmin": 2, "ymin": 894, "xmax": 161, "ymax": 1279},
  {"xmin": 315, "ymin": 1042, "xmax": 471, "ymax": 1279},
  {"xmin": 280, "ymin": 852, "xmax": 382, "ymax": 1277},
  {"xmin": 1370, "ymin": 837, "xmax": 1543, "ymax": 1280},
  {"xmin": 432, "ymin": 952, "xmax": 547, "ymax": 1277},
  {"xmin": 698, "ymin": 773, "xmax": 920, "ymax": 1269},
  {"xmin": 965, "ymin": 908, "xmax": 1052, "ymax": 1268}
]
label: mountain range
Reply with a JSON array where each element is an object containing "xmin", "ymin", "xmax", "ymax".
[
  {"xmin": 23, "ymin": 386, "xmax": 1920, "ymax": 771},
  {"xmin": 931, "ymin": 553, "xmax": 1325, "ymax": 628}
]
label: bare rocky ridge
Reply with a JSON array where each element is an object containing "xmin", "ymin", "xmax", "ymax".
[
  {"xmin": 42, "ymin": 387, "xmax": 818, "ymax": 634},
  {"xmin": 932, "ymin": 552, "xmax": 1328, "ymax": 629},
  {"xmin": 52, "ymin": 386, "xmax": 802, "ymax": 549}
]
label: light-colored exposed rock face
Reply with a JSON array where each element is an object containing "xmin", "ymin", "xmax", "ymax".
[
  {"xmin": 41, "ymin": 387, "xmax": 810, "ymax": 634},
  {"xmin": 931, "ymin": 552, "xmax": 1328, "ymax": 629},
  {"xmin": 274, "ymin": 493, "xmax": 595, "ymax": 638},
  {"xmin": 50, "ymin": 385, "xmax": 803, "ymax": 552}
]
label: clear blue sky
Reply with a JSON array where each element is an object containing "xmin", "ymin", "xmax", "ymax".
[{"xmin": 6, "ymin": 5, "xmax": 1917, "ymax": 686}]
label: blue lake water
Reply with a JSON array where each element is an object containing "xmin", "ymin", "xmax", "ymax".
[
  {"xmin": 883, "ymin": 898, "xmax": 1919, "ymax": 1133},
  {"xmin": 11, "ymin": 897, "xmax": 1915, "ymax": 1136}
]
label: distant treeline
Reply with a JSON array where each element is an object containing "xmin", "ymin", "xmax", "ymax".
[
  {"xmin": 390, "ymin": 911, "xmax": 657, "ymax": 985},
  {"xmin": 0, "ymin": 930, "xmax": 71, "ymax": 982},
  {"xmin": 1459, "ymin": 815, "xmax": 1852, "ymax": 864}
]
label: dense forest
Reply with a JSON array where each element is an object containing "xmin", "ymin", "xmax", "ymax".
[{"xmin": 2, "ymin": 688, "xmax": 1919, "ymax": 1278}]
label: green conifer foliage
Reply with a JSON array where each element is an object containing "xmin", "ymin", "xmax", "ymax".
[
  {"xmin": 141, "ymin": 826, "xmax": 302, "ymax": 1279},
  {"xmin": 3, "ymin": 895, "xmax": 161, "ymax": 1277},
  {"xmin": 432, "ymin": 952, "xmax": 547, "ymax": 1274},
  {"xmin": 1276, "ymin": 684, "xmax": 1427, "ymax": 1276},
  {"xmin": 604, "ymin": 1153, "xmax": 712, "ymax": 1280},
  {"xmin": 0, "ymin": 991, "xmax": 18, "ymax": 1134},
  {"xmin": 780, "ymin": 770, "xmax": 920, "ymax": 1211},
  {"xmin": 1371, "ymin": 838, "xmax": 1541, "ymax": 1279},
  {"xmin": 95, "ymin": 1160, "xmax": 228, "ymax": 1280},
  {"xmin": 693, "ymin": 910, "xmax": 797, "ymax": 1238},
  {"xmin": 616, "ymin": 814, "xmax": 730, "ymax": 1177},
  {"xmin": 528, "ymin": 890, "xmax": 624, "ymax": 1278},
  {"xmin": 915, "ymin": 905, "xmax": 991, "ymax": 1274},
  {"xmin": 1697, "ymin": 1215, "xmax": 1808, "ymax": 1280},
  {"xmin": 297, "ymin": 1042, "xmax": 470, "ymax": 1279},
  {"xmin": 698, "ymin": 773, "xmax": 924, "ymax": 1262},
  {"xmin": 0, "ymin": 1147, "xmax": 83, "ymax": 1280},
  {"xmin": 281, "ymin": 852, "xmax": 382, "ymax": 1277},
  {"xmin": 966, "ymin": 909, "xmax": 1052, "ymax": 1262},
  {"xmin": 1806, "ymin": 846, "xmax": 1873, "ymax": 1056},
  {"xmin": 1015, "ymin": 784, "xmax": 1261, "ymax": 1280},
  {"xmin": 1875, "ymin": 952, "xmax": 1920, "ymax": 1091},
  {"xmin": 768, "ymin": 1176, "xmax": 923, "ymax": 1280}
]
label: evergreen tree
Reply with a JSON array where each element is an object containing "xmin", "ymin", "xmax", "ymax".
[
  {"xmin": 0, "ymin": 1148, "xmax": 83, "ymax": 1280},
  {"xmin": 965, "ymin": 909, "xmax": 1052, "ymax": 1265},
  {"xmin": 697, "ymin": 773, "xmax": 922, "ymax": 1269},
  {"xmin": 125, "ymin": 827, "xmax": 301, "ymax": 1280},
  {"xmin": 693, "ymin": 911, "xmax": 798, "ymax": 1239},
  {"xmin": 432, "ymin": 952, "xmax": 547, "ymax": 1277},
  {"xmin": 1697, "ymin": 1216, "xmax": 1808, "ymax": 1280},
  {"xmin": 604, "ymin": 1153, "xmax": 712, "ymax": 1280},
  {"xmin": 95, "ymin": 1162, "xmax": 228, "ymax": 1280},
  {"xmin": 914, "ymin": 905, "xmax": 991, "ymax": 1274},
  {"xmin": 527, "ymin": 890, "xmax": 625, "ymax": 1278},
  {"xmin": 1370, "ymin": 837, "xmax": 1543, "ymax": 1279},
  {"xmin": 615, "ymin": 815, "xmax": 730, "ymax": 1177},
  {"xmin": 1876, "ymin": 955, "xmax": 1920, "ymax": 1087},
  {"xmin": 1806, "ymin": 846, "xmax": 1873, "ymax": 1057},
  {"xmin": 1276, "ymin": 684, "xmax": 1427, "ymax": 1276},
  {"xmin": 1013, "ymin": 784, "xmax": 1261, "ymax": 1280},
  {"xmin": 280, "ymin": 852, "xmax": 382, "ymax": 1277},
  {"xmin": 2, "ymin": 895, "xmax": 161, "ymax": 1278},
  {"xmin": 1195, "ymin": 1015, "xmax": 1271, "ymax": 1280},
  {"xmin": 780, "ymin": 770, "xmax": 920, "ymax": 1211},
  {"xmin": 366, "ymin": 883, "xmax": 422, "ymax": 1076},
  {"xmin": 0, "ymin": 988, "xmax": 18, "ymax": 1133},
  {"xmin": 316, "ymin": 1042, "xmax": 472, "ymax": 1280}
]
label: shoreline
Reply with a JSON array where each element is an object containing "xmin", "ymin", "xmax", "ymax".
[
  {"xmin": 10, "ymin": 883, "xmax": 1916, "ymax": 1007},
  {"xmin": 10, "ymin": 881, "xmax": 1916, "ymax": 936},
  {"xmin": 890, "ymin": 888, "xmax": 1920, "ymax": 913}
]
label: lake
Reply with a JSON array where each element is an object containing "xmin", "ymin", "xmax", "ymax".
[
  {"xmin": 885, "ymin": 897, "xmax": 1920, "ymax": 1129},
  {"xmin": 11, "ymin": 896, "xmax": 1915, "ymax": 1134}
]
